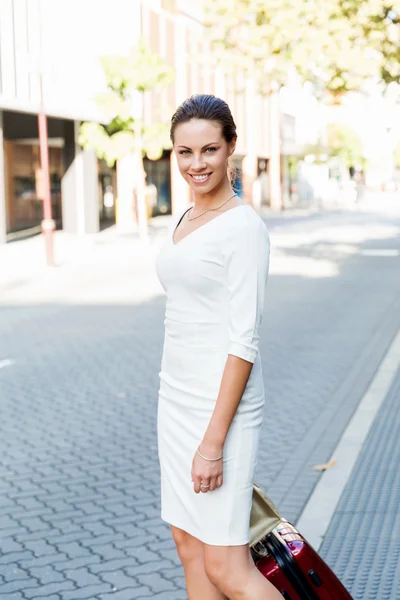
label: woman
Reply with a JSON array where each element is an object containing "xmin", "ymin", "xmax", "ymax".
[{"xmin": 155, "ymin": 95, "xmax": 281, "ymax": 600}]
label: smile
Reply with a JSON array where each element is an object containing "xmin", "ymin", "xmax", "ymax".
[{"xmin": 189, "ymin": 173, "xmax": 212, "ymax": 183}]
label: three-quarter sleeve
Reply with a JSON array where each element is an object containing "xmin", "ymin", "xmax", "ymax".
[{"xmin": 223, "ymin": 213, "xmax": 270, "ymax": 363}]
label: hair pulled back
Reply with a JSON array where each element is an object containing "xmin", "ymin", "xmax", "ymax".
[{"xmin": 170, "ymin": 94, "xmax": 237, "ymax": 144}]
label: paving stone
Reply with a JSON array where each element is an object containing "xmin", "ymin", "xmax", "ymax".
[
  {"xmin": 62, "ymin": 567, "xmax": 100, "ymax": 587},
  {"xmin": 99, "ymin": 571, "xmax": 141, "ymax": 589},
  {"xmin": 134, "ymin": 547, "xmax": 162, "ymax": 564},
  {"xmin": 1, "ymin": 210, "xmax": 400, "ymax": 598},
  {"xmin": 142, "ymin": 592, "xmax": 187, "ymax": 600},
  {"xmin": 29, "ymin": 596, "xmax": 60, "ymax": 600},
  {"xmin": 159, "ymin": 566, "xmax": 186, "ymax": 590},
  {"xmin": 146, "ymin": 525, "xmax": 173, "ymax": 541},
  {"xmin": 114, "ymin": 536, "xmax": 157, "ymax": 550},
  {"xmin": 90, "ymin": 558, "xmax": 139, "ymax": 574},
  {"xmin": 0, "ymin": 564, "xmax": 29, "ymax": 582},
  {"xmin": 82, "ymin": 534, "xmax": 128, "ymax": 548},
  {"xmin": 80, "ymin": 522, "xmax": 116, "ymax": 536},
  {"xmin": 0, "ymin": 578, "xmax": 40, "ymax": 594},
  {"xmin": 73, "ymin": 513, "xmax": 114, "ymax": 526},
  {"xmin": 102, "ymin": 515, "xmax": 142, "ymax": 528},
  {"xmin": 17, "ymin": 497, "xmax": 44, "ymax": 512},
  {"xmin": 23, "ymin": 581, "xmax": 76, "ymax": 598},
  {"xmin": 19, "ymin": 554, "xmax": 69, "ymax": 569},
  {"xmin": 28, "ymin": 565, "xmax": 66, "ymax": 584},
  {"xmin": 125, "ymin": 561, "xmax": 175, "ymax": 578},
  {"xmin": 0, "ymin": 515, "xmax": 20, "ymax": 529},
  {"xmin": 16, "ymin": 530, "xmax": 61, "ymax": 543},
  {"xmin": 22, "ymin": 540, "xmax": 56, "ymax": 557},
  {"xmin": 19, "ymin": 517, "xmax": 53, "ymax": 533},
  {"xmin": 59, "ymin": 584, "xmax": 113, "ymax": 599},
  {"xmin": 0, "ymin": 538, "xmax": 24, "ymax": 553},
  {"xmin": 30, "ymin": 596, "xmax": 61, "ymax": 600},
  {"xmin": 90, "ymin": 545, "xmax": 126, "ymax": 560},
  {"xmin": 55, "ymin": 543, "xmax": 93, "ymax": 559},
  {"xmin": 136, "ymin": 572, "xmax": 178, "ymax": 593},
  {"xmin": 0, "ymin": 551, "xmax": 34, "ymax": 565},
  {"xmin": 105, "ymin": 503, "xmax": 138, "ymax": 518},
  {"xmin": 111, "ymin": 524, "xmax": 142, "ymax": 538},
  {"xmin": 157, "ymin": 548, "xmax": 181, "ymax": 567},
  {"xmin": 97, "ymin": 589, "xmax": 150, "ymax": 600},
  {"xmin": 46, "ymin": 531, "xmax": 90, "ymax": 545},
  {"xmin": 45, "ymin": 510, "xmax": 85, "ymax": 522},
  {"xmin": 52, "ymin": 556, "xmax": 101, "ymax": 571}
]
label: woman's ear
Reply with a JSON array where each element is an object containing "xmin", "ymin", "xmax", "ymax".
[{"xmin": 228, "ymin": 137, "xmax": 237, "ymax": 157}]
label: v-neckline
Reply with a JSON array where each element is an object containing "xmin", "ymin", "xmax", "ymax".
[{"xmin": 171, "ymin": 204, "xmax": 249, "ymax": 247}]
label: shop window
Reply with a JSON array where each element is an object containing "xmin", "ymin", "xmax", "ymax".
[
  {"xmin": 6, "ymin": 142, "xmax": 62, "ymax": 234},
  {"xmin": 144, "ymin": 153, "xmax": 172, "ymax": 216}
]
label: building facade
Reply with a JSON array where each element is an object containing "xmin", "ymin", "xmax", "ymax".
[{"xmin": 0, "ymin": 0, "xmax": 312, "ymax": 244}]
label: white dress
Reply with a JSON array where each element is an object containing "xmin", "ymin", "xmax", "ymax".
[{"xmin": 155, "ymin": 204, "xmax": 270, "ymax": 546}]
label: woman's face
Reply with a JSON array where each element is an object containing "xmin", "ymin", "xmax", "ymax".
[{"xmin": 173, "ymin": 119, "xmax": 236, "ymax": 194}]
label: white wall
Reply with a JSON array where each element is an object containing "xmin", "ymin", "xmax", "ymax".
[{"xmin": 0, "ymin": 0, "xmax": 141, "ymax": 121}]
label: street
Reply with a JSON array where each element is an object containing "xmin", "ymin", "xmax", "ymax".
[{"xmin": 1, "ymin": 200, "xmax": 400, "ymax": 599}]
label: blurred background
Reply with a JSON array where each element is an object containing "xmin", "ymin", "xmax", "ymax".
[
  {"xmin": 1, "ymin": 0, "xmax": 400, "ymax": 244},
  {"xmin": 1, "ymin": 2, "xmax": 400, "ymax": 600}
]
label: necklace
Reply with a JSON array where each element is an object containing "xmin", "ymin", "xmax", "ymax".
[{"xmin": 187, "ymin": 193, "xmax": 238, "ymax": 221}]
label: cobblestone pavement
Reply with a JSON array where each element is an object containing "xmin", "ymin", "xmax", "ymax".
[
  {"xmin": 320, "ymin": 370, "xmax": 400, "ymax": 600},
  {"xmin": 1, "ymin": 204, "xmax": 400, "ymax": 599}
]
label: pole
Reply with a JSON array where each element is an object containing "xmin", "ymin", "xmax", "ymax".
[
  {"xmin": 136, "ymin": 91, "xmax": 148, "ymax": 240},
  {"xmin": 38, "ymin": 73, "xmax": 55, "ymax": 266},
  {"xmin": 269, "ymin": 82, "xmax": 283, "ymax": 211},
  {"xmin": 135, "ymin": 146, "xmax": 149, "ymax": 240}
]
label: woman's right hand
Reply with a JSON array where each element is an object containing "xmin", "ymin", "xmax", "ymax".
[{"xmin": 191, "ymin": 443, "xmax": 224, "ymax": 494}]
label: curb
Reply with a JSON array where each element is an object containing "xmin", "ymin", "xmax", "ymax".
[{"xmin": 295, "ymin": 325, "xmax": 400, "ymax": 551}]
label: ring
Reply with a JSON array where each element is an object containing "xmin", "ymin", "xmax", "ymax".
[{"xmin": 200, "ymin": 483, "xmax": 210, "ymax": 488}]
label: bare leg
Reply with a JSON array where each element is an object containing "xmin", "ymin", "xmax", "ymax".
[
  {"xmin": 204, "ymin": 543, "xmax": 283, "ymax": 600},
  {"xmin": 171, "ymin": 526, "xmax": 228, "ymax": 600}
]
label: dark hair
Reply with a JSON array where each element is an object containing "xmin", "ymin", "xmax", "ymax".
[{"xmin": 170, "ymin": 94, "xmax": 237, "ymax": 144}]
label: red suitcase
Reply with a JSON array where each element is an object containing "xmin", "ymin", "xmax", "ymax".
[{"xmin": 251, "ymin": 519, "xmax": 353, "ymax": 599}]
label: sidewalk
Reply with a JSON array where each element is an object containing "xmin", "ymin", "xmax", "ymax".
[
  {"xmin": 296, "ymin": 325, "xmax": 400, "ymax": 599},
  {"xmin": 0, "ymin": 206, "xmax": 318, "ymax": 303},
  {"xmin": 0, "ymin": 225, "xmax": 162, "ymax": 305},
  {"xmin": 0, "ymin": 198, "xmax": 384, "ymax": 300},
  {"xmin": 318, "ymin": 334, "xmax": 400, "ymax": 599}
]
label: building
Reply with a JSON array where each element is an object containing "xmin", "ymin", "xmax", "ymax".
[
  {"xmin": 0, "ymin": 0, "xmax": 315, "ymax": 244},
  {"xmin": 0, "ymin": 0, "xmax": 145, "ymax": 243}
]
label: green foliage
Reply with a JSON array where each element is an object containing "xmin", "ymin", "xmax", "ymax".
[
  {"xmin": 203, "ymin": 0, "xmax": 400, "ymax": 95},
  {"xmin": 143, "ymin": 122, "xmax": 173, "ymax": 161},
  {"xmin": 100, "ymin": 39, "xmax": 174, "ymax": 93},
  {"xmin": 326, "ymin": 123, "xmax": 365, "ymax": 167},
  {"xmin": 79, "ymin": 123, "xmax": 137, "ymax": 167},
  {"xmin": 79, "ymin": 38, "xmax": 174, "ymax": 167}
]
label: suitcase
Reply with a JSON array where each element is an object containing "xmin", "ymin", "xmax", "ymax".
[{"xmin": 251, "ymin": 519, "xmax": 353, "ymax": 599}]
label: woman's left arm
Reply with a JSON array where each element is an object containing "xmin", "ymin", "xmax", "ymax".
[{"xmin": 192, "ymin": 214, "xmax": 270, "ymax": 492}]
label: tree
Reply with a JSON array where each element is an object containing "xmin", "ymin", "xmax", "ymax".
[
  {"xmin": 345, "ymin": 1, "xmax": 400, "ymax": 86},
  {"xmin": 204, "ymin": 0, "xmax": 400, "ymax": 96},
  {"xmin": 203, "ymin": 0, "xmax": 400, "ymax": 208},
  {"xmin": 79, "ymin": 39, "xmax": 174, "ymax": 237},
  {"xmin": 326, "ymin": 123, "xmax": 365, "ymax": 169}
]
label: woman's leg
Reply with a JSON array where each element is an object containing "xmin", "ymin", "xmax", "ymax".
[
  {"xmin": 204, "ymin": 542, "xmax": 283, "ymax": 600},
  {"xmin": 171, "ymin": 526, "xmax": 228, "ymax": 600}
]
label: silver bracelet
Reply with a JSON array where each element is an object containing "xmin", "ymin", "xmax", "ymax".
[{"xmin": 197, "ymin": 446, "xmax": 223, "ymax": 461}]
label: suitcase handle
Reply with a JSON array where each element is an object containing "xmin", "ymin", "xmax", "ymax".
[{"xmin": 265, "ymin": 530, "xmax": 320, "ymax": 600}]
